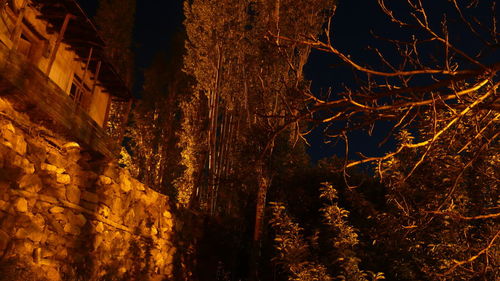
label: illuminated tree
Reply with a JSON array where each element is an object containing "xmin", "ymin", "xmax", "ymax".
[
  {"xmin": 181, "ymin": 0, "xmax": 336, "ymax": 278},
  {"xmin": 274, "ymin": 0, "xmax": 498, "ymax": 174},
  {"xmin": 269, "ymin": 183, "xmax": 385, "ymax": 281},
  {"xmin": 271, "ymin": 0, "xmax": 499, "ymax": 279},
  {"xmin": 125, "ymin": 32, "xmax": 190, "ymax": 197}
]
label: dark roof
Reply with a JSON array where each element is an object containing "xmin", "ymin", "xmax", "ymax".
[{"xmin": 30, "ymin": 0, "xmax": 131, "ymax": 99}]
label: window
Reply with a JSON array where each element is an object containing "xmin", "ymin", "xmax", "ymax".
[
  {"xmin": 16, "ymin": 32, "xmax": 32, "ymax": 57},
  {"xmin": 69, "ymin": 74, "xmax": 92, "ymax": 110},
  {"xmin": 13, "ymin": 23, "xmax": 45, "ymax": 63}
]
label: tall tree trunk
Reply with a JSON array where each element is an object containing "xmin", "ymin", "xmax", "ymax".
[{"xmin": 250, "ymin": 161, "xmax": 270, "ymax": 280}]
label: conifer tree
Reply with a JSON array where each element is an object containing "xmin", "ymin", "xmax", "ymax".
[
  {"xmin": 127, "ymin": 32, "xmax": 190, "ymax": 196},
  {"xmin": 94, "ymin": 0, "xmax": 136, "ymax": 85},
  {"xmin": 95, "ymin": 0, "xmax": 136, "ymax": 143}
]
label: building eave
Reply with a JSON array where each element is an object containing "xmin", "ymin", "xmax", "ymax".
[{"xmin": 30, "ymin": 0, "xmax": 132, "ymax": 99}]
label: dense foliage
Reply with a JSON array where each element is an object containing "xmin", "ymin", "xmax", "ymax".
[
  {"xmin": 109, "ymin": 0, "xmax": 498, "ymax": 280},
  {"xmin": 127, "ymin": 47, "xmax": 189, "ymax": 196},
  {"xmin": 265, "ymin": 1, "xmax": 499, "ymax": 280},
  {"xmin": 269, "ymin": 183, "xmax": 386, "ymax": 281}
]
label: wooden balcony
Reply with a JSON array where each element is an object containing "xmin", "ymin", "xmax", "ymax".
[{"xmin": 0, "ymin": 41, "xmax": 119, "ymax": 159}]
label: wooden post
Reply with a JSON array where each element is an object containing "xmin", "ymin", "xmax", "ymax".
[
  {"xmin": 10, "ymin": 0, "xmax": 28, "ymax": 47},
  {"xmin": 81, "ymin": 48, "xmax": 93, "ymax": 83},
  {"xmin": 90, "ymin": 60, "xmax": 101, "ymax": 97},
  {"xmin": 45, "ymin": 13, "xmax": 72, "ymax": 76},
  {"xmin": 77, "ymin": 47, "xmax": 93, "ymax": 109},
  {"xmin": 82, "ymin": 59, "xmax": 101, "ymax": 115}
]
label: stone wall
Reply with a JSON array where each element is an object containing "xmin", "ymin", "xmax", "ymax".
[{"xmin": 0, "ymin": 99, "xmax": 175, "ymax": 281}]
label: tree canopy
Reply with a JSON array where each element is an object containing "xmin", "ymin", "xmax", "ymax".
[{"xmin": 120, "ymin": 0, "xmax": 499, "ymax": 280}]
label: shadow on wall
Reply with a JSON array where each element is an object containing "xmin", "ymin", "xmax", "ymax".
[{"xmin": 0, "ymin": 258, "xmax": 49, "ymax": 281}]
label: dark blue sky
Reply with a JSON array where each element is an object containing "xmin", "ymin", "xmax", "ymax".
[
  {"xmin": 79, "ymin": 0, "xmax": 495, "ymax": 164},
  {"xmin": 130, "ymin": 0, "xmax": 184, "ymax": 93},
  {"xmin": 77, "ymin": 0, "xmax": 394, "ymax": 163},
  {"xmin": 304, "ymin": 0, "xmax": 497, "ymax": 162},
  {"xmin": 305, "ymin": 0, "xmax": 398, "ymax": 162},
  {"xmin": 80, "ymin": 0, "xmax": 184, "ymax": 93}
]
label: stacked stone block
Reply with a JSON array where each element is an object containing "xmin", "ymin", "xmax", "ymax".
[{"xmin": 0, "ymin": 99, "xmax": 175, "ymax": 281}]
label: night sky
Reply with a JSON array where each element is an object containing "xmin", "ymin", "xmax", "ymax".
[
  {"xmin": 77, "ymin": 0, "xmax": 395, "ymax": 163},
  {"xmin": 80, "ymin": 0, "xmax": 184, "ymax": 93},
  {"xmin": 305, "ymin": 0, "xmax": 395, "ymax": 162},
  {"xmin": 304, "ymin": 0, "xmax": 497, "ymax": 162},
  {"xmin": 79, "ymin": 1, "xmax": 490, "ymax": 163}
]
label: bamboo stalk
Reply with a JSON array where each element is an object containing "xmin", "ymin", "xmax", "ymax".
[{"xmin": 209, "ymin": 45, "xmax": 223, "ymax": 214}]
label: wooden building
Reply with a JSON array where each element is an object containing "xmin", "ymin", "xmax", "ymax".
[{"xmin": 0, "ymin": 0, "xmax": 131, "ymax": 158}]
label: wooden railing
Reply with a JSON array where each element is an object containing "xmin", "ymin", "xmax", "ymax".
[{"xmin": 0, "ymin": 41, "xmax": 119, "ymax": 158}]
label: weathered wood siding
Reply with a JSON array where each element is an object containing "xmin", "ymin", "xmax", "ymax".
[
  {"xmin": 0, "ymin": 2, "xmax": 111, "ymax": 127},
  {"xmin": 0, "ymin": 41, "xmax": 119, "ymax": 158}
]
